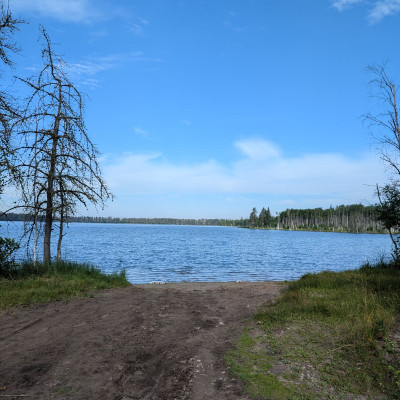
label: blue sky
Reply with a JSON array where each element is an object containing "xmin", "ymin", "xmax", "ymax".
[{"xmin": 5, "ymin": 0, "xmax": 400, "ymax": 218}]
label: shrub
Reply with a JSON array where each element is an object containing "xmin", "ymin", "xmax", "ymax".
[{"xmin": 0, "ymin": 236, "xmax": 20, "ymax": 277}]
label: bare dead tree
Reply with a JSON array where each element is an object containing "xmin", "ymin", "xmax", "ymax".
[
  {"xmin": 54, "ymin": 163, "xmax": 77, "ymax": 260},
  {"xmin": 364, "ymin": 63, "xmax": 400, "ymax": 177},
  {"xmin": 365, "ymin": 64, "xmax": 400, "ymax": 264},
  {"xmin": 0, "ymin": 1, "xmax": 25, "ymax": 271},
  {"xmin": 0, "ymin": 1, "xmax": 23, "ymax": 67},
  {"xmin": 0, "ymin": 0, "xmax": 24, "ymax": 174},
  {"xmin": 13, "ymin": 27, "xmax": 112, "ymax": 263}
]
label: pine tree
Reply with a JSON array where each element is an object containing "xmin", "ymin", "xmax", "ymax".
[{"xmin": 249, "ymin": 207, "xmax": 258, "ymax": 228}]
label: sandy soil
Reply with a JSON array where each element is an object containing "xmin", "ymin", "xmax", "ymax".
[{"xmin": 0, "ymin": 281, "xmax": 283, "ymax": 400}]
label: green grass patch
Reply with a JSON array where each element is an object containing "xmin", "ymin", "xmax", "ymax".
[
  {"xmin": 226, "ymin": 262, "xmax": 400, "ymax": 399},
  {"xmin": 0, "ymin": 260, "xmax": 130, "ymax": 308}
]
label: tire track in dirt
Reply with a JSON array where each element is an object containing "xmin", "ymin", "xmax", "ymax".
[{"xmin": 0, "ymin": 281, "xmax": 283, "ymax": 399}]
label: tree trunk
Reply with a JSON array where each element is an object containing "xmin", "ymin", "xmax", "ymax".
[
  {"xmin": 33, "ymin": 214, "xmax": 38, "ymax": 264},
  {"xmin": 43, "ymin": 84, "xmax": 61, "ymax": 263},
  {"xmin": 43, "ymin": 173, "xmax": 54, "ymax": 264},
  {"xmin": 57, "ymin": 220, "xmax": 63, "ymax": 260},
  {"xmin": 57, "ymin": 182, "xmax": 64, "ymax": 261}
]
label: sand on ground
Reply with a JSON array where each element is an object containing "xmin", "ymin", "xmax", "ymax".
[{"xmin": 0, "ymin": 281, "xmax": 284, "ymax": 400}]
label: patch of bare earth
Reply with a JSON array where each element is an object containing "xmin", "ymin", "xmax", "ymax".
[{"xmin": 0, "ymin": 281, "xmax": 283, "ymax": 399}]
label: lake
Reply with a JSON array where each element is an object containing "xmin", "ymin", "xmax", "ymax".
[{"xmin": 0, "ymin": 222, "xmax": 393, "ymax": 283}]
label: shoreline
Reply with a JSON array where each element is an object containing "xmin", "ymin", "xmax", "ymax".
[{"xmin": 134, "ymin": 280, "xmax": 287, "ymax": 290}]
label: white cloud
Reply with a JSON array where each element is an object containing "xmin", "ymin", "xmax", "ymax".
[
  {"xmin": 332, "ymin": 0, "xmax": 363, "ymax": 11},
  {"xmin": 105, "ymin": 153, "xmax": 232, "ymax": 194},
  {"xmin": 133, "ymin": 127, "xmax": 149, "ymax": 137},
  {"xmin": 102, "ymin": 139, "xmax": 386, "ymax": 205},
  {"xmin": 67, "ymin": 52, "xmax": 159, "ymax": 87},
  {"xmin": 332, "ymin": 0, "xmax": 400, "ymax": 21},
  {"xmin": 368, "ymin": 0, "xmax": 400, "ymax": 22},
  {"xmin": 10, "ymin": 0, "xmax": 99, "ymax": 23},
  {"xmin": 67, "ymin": 62, "xmax": 109, "ymax": 77},
  {"xmin": 235, "ymin": 139, "xmax": 280, "ymax": 160},
  {"xmin": 125, "ymin": 18, "xmax": 149, "ymax": 36}
]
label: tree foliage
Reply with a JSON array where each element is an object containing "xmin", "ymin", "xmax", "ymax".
[
  {"xmin": 0, "ymin": 235, "xmax": 19, "ymax": 276},
  {"xmin": 278, "ymin": 204, "xmax": 379, "ymax": 232},
  {"xmin": 376, "ymin": 183, "xmax": 400, "ymax": 263},
  {"xmin": 249, "ymin": 207, "xmax": 258, "ymax": 228},
  {"xmin": 246, "ymin": 204, "xmax": 381, "ymax": 233},
  {"xmin": 258, "ymin": 207, "xmax": 272, "ymax": 228},
  {"xmin": 0, "ymin": 178, "xmax": 19, "ymax": 276}
]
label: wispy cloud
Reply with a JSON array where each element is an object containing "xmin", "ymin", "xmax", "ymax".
[
  {"xmin": 332, "ymin": 0, "xmax": 363, "ymax": 11},
  {"xmin": 66, "ymin": 57, "xmax": 118, "ymax": 88},
  {"xmin": 125, "ymin": 18, "xmax": 150, "ymax": 36},
  {"xmin": 133, "ymin": 127, "xmax": 149, "ymax": 137},
  {"xmin": 224, "ymin": 9, "xmax": 250, "ymax": 34},
  {"xmin": 67, "ymin": 52, "xmax": 161, "ymax": 88},
  {"xmin": 235, "ymin": 139, "xmax": 280, "ymax": 160},
  {"xmin": 90, "ymin": 29, "xmax": 109, "ymax": 38},
  {"xmin": 103, "ymin": 139, "xmax": 385, "ymax": 206},
  {"xmin": 332, "ymin": 0, "xmax": 400, "ymax": 22},
  {"xmin": 10, "ymin": 0, "xmax": 100, "ymax": 23},
  {"xmin": 368, "ymin": 0, "xmax": 400, "ymax": 22}
]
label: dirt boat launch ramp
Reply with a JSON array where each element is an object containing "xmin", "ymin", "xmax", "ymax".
[{"xmin": 0, "ymin": 281, "xmax": 283, "ymax": 399}]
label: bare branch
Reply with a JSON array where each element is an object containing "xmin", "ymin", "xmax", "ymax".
[{"xmin": 9, "ymin": 27, "xmax": 112, "ymax": 262}]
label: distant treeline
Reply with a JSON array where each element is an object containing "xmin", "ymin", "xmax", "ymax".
[
  {"xmin": 248, "ymin": 204, "xmax": 384, "ymax": 233},
  {"xmin": 0, "ymin": 212, "xmax": 241, "ymax": 227},
  {"xmin": 0, "ymin": 203, "xmax": 384, "ymax": 233}
]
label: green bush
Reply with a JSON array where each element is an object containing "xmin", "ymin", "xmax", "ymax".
[{"xmin": 0, "ymin": 236, "xmax": 19, "ymax": 277}]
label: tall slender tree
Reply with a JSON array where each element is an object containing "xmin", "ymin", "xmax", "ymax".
[
  {"xmin": 364, "ymin": 64, "xmax": 400, "ymax": 264},
  {"xmin": 13, "ymin": 27, "xmax": 112, "ymax": 263},
  {"xmin": 365, "ymin": 64, "xmax": 400, "ymax": 177}
]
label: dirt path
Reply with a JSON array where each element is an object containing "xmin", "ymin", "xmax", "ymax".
[{"xmin": 0, "ymin": 281, "xmax": 283, "ymax": 399}]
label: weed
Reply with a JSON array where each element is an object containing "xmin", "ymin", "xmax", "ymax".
[
  {"xmin": 227, "ymin": 261, "xmax": 400, "ymax": 399},
  {"xmin": 0, "ymin": 260, "xmax": 130, "ymax": 308}
]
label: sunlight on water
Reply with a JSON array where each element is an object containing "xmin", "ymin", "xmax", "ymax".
[{"xmin": 1, "ymin": 222, "xmax": 393, "ymax": 283}]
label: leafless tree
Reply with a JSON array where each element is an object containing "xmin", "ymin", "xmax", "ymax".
[
  {"xmin": 0, "ymin": 0, "xmax": 24, "ymax": 174},
  {"xmin": 13, "ymin": 27, "xmax": 112, "ymax": 263},
  {"xmin": 0, "ymin": 0, "xmax": 25, "ymax": 271},
  {"xmin": 364, "ymin": 63, "xmax": 400, "ymax": 177},
  {"xmin": 365, "ymin": 64, "xmax": 400, "ymax": 264}
]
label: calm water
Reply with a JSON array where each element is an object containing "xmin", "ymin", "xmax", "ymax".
[{"xmin": 1, "ymin": 222, "xmax": 393, "ymax": 283}]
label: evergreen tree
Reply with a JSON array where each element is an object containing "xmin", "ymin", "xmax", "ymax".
[
  {"xmin": 258, "ymin": 207, "xmax": 268, "ymax": 228},
  {"xmin": 249, "ymin": 207, "xmax": 258, "ymax": 228},
  {"xmin": 266, "ymin": 207, "xmax": 272, "ymax": 226}
]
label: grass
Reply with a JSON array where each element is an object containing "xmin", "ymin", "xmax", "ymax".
[
  {"xmin": 0, "ymin": 260, "xmax": 130, "ymax": 308},
  {"xmin": 226, "ymin": 260, "xmax": 400, "ymax": 399}
]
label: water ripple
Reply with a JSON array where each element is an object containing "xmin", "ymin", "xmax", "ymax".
[{"xmin": 1, "ymin": 223, "xmax": 393, "ymax": 283}]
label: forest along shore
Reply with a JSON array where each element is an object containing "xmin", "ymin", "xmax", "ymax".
[
  {"xmin": 1, "ymin": 203, "xmax": 385, "ymax": 233},
  {"xmin": 0, "ymin": 281, "xmax": 284, "ymax": 400}
]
